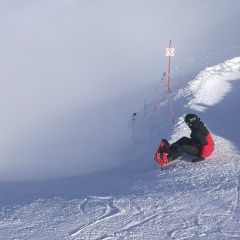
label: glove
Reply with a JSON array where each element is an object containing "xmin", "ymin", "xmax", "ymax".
[{"xmin": 192, "ymin": 156, "xmax": 205, "ymax": 163}]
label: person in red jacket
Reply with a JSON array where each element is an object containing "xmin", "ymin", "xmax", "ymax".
[{"xmin": 168, "ymin": 114, "xmax": 214, "ymax": 162}]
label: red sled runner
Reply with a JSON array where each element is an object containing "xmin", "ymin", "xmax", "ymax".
[{"xmin": 154, "ymin": 139, "xmax": 170, "ymax": 165}]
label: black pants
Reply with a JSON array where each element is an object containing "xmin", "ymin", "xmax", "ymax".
[{"xmin": 169, "ymin": 137, "xmax": 200, "ymax": 160}]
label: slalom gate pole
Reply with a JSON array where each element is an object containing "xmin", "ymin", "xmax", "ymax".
[
  {"xmin": 155, "ymin": 83, "xmax": 160, "ymax": 108},
  {"xmin": 167, "ymin": 89, "xmax": 174, "ymax": 123},
  {"xmin": 188, "ymin": 56, "xmax": 192, "ymax": 79},
  {"xmin": 163, "ymin": 73, "xmax": 174, "ymax": 123},
  {"xmin": 165, "ymin": 41, "xmax": 175, "ymax": 123},
  {"xmin": 155, "ymin": 77, "xmax": 164, "ymax": 108},
  {"xmin": 167, "ymin": 40, "xmax": 172, "ymax": 93},
  {"xmin": 144, "ymin": 83, "xmax": 147, "ymax": 109}
]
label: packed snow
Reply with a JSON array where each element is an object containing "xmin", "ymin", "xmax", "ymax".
[{"xmin": 1, "ymin": 0, "xmax": 240, "ymax": 239}]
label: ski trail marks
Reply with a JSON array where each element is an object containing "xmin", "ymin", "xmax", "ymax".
[
  {"xmin": 69, "ymin": 196, "xmax": 121, "ymax": 237},
  {"xmin": 69, "ymin": 196, "xmax": 163, "ymax": 239}
]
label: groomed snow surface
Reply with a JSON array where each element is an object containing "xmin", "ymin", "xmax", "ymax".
[{"xmin": 0, "ymin": 57, "xmax": 240, "ymax": 239}]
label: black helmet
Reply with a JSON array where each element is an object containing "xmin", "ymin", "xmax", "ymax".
[{"xmin": 184, "ymin": 114, "xmax": 200, "ymax": 127}]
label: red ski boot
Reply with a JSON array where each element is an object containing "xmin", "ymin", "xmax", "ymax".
[{"xmin": 154, "ymin": 139, "xmax": 170, "ymax": 165}]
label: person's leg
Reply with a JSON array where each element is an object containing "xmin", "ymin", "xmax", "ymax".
[
  {"xmin": 169, "ymin": 137, "xmax": 199, "ymax": 160},
  {"xmin": 177, "ymin": 145, "xmax": 200, "ymax": 156},
  {"xmin": 171, "ymin": 137, "xmax": 192, "ymax": 149}
]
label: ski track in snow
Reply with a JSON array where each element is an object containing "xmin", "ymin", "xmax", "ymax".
[
  {"xmin": 66, "ymin": 154, "xmax": 240, "ymax": 239},
  {"xmin": 0, "ymin": 58, "xmax": 240, "ymax": 239},
  {"xmin": 69, "ymin": 197, "xmax": 122, "ymax": 238}
]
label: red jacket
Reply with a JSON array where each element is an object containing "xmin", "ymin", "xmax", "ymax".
[
  {"xmin": 191, "ymin": 122, "xmax": 214, "ymax": 158},
  {"xmin": 193, "ymin": 133, "xmax": 214, "ymax": 158}
]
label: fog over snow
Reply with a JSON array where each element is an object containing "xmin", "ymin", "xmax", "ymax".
[{"xmin": 0, "ymin": 0, "xmax": 239, "ymax": 180}]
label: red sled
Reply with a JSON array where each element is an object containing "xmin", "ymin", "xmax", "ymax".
[{"xmin": 154, "ymin": 139, "xmax": 170, "ymax": 165}]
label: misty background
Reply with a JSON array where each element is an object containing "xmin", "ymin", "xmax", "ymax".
[{"xmin": 0, "ymin": 0, "xmax": 239, "ymax": 181}]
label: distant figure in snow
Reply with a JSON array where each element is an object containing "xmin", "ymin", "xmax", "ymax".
[
  {"xmin": 168, "ymin": 113, "xmax": 215, "ymax": 162},
  {"xmin": 155, "ymin": 114, "xmax": 215, "ymax": 164},
  {"xmin": 132, "ymin": 112, "xmax": 138, "ymax": 129},
  {"xmin": 133, "ymin": 112, "xmax": 137, "ymax": 122}
]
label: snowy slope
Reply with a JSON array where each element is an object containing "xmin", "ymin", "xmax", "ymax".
[{"xmin": 0, "ymin": 58, "xmax": 240, "ymax": 239}]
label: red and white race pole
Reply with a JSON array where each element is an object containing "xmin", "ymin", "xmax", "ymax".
[
  {"xmin": 166, "ymin": 40, "xmax": 175, "ymax": 93},
  {"xmin": 165, "ymin": 40, "xmax": 175, "ymax": 123}
]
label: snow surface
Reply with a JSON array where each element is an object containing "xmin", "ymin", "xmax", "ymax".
[
  {"xmin": 1, "ymin": 0, "xmax": 240, "ymax": 239},
  {"xmin": 1, "ymin": 57, "xmax": 240, "ymax": 239}
]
